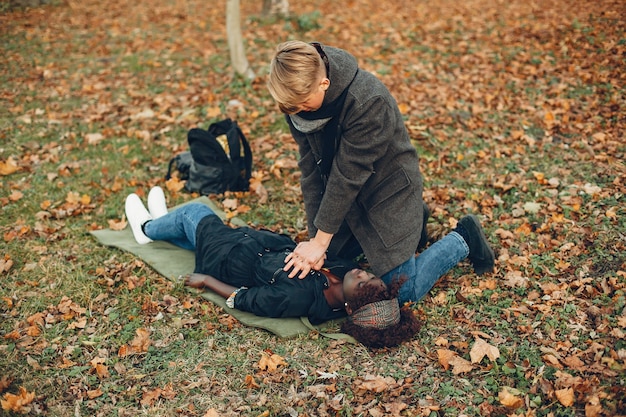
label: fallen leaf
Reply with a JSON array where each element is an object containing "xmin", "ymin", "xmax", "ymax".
[
  {"xmin": 257, "ymin": 353, "xmax": 287, "ymax": 373},
  {"xmin": 498, "ymin": 387, "xmax": 523, "ymax": 408},
  {"xmin": 0, "ymin": 377, "xmax": 12, "ymax": 393},
  {"xmin": 356, "ymin": 374, "xmax": 398, "ymax": 393},
  {"xmin": 244, "ymin": 374, "xmax": 260, "ymax": 389},
  {"xmin": 555, "ymin": 387, "xmax": 575, "ymax": 407},
  {"xmin": 437, "ymin": 349, "xmax": 457, "ymax": 371},
  {"xmin": 1, "ymin": 386, "xmax": 35, "ymax": 413},
  {"xmin": 87, "ymin": 388, "xmax": 103, "ymax": 399},
  {"xmin": 449, "ymin": 355, "xmax": 474, "ymax": 375},
  {"xmin": 9, "ymin": 191, "xmax": 23, "ymax": 202},
  {"xmin": 140, "ymin": 387, "xmax": 161, "ymax": 406},
  {"xmin": 0, "ymin": 158, "xmax": 19, "ymax": 176},
  {"xmin": 470, "ymin": 337, "xmax": 500, "ymax": 364}
]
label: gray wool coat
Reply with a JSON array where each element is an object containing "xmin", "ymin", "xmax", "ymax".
[{"xmin": 287, "ymin": 44, "xmax": 425, "ymax": 277}]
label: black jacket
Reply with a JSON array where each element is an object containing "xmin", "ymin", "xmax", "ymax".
[{"xmin": 194, "ymin": 215, "xmax": 352, "ymax": 324}]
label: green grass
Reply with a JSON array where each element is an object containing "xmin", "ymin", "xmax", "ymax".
[{"xmin": 1, "ymin": 0, "xmax": 626, "ymax": 415}]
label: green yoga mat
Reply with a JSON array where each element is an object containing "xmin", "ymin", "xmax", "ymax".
[{"xmin": 90, "ymin": 196, "xmax": 354, "ymax": 342}]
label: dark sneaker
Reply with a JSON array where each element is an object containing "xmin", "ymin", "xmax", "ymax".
[
  {"xmin": 458, "ymin": 214, "xmax": 494, "ymax": 275},
  {"xmin": 417, "ymin": 205, "xmax": 431, "ymax": 251}
]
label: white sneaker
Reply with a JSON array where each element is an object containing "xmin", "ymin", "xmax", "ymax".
[
  {"xmin": 125, "ymin": 193, "xmax": 153, "ymax": 244},
  {"xmin": 147, "ymin": 186, "xmax": 168, "ymax": 219}
]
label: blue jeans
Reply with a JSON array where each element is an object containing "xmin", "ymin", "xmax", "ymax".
[
  {"xmin": 381, "ymin": 232, "xmax": 469, "ymax": 304},
  {"xmin": 143, "ymin": 203, "xmax": 215, "ymax": 251}
]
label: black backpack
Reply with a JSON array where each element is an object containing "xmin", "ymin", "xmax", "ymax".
[{"xmin": 166, "ymin": 119, "xmax": 252, "ymax": 195}]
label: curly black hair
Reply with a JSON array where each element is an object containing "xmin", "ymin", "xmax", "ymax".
[{"xmin": 340, "ymin": 277, "xmax": 421, "ymax": 348}]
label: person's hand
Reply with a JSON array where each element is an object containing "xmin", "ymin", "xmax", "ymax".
[
  {"xmin": 284, "ymin": 240, "xmax": 327, "ymax": 279},
  {"xmin": 184, "ymin": 273, "xmax": 207, "ymax": 288}
]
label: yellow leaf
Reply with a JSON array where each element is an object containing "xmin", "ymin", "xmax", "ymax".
[
  {"xmin": 165, "ymin": 177, "xmax": 186, "ymax": 192},
  {"xmin": 498, "ymin": 387, "xmax": 523, "ymax": 408},
  {"xmin": 66, "ymin": 191, "xmax": 81, "ymax": 204},
  {"xmin": 0, "ymin": 158, "xmax": 19, "ymax": 176},
  {"xmin": 1, "ymin": 386, "xmax": 35, "ymax": 413},
  {"xmin": 397, "ymin": 102, "xmax": 410, "ymax": 114},
  {"xmin": 555, "ymin": 387, "xmax": 575, "ymax": 407},
  {"xmin": 206, "ymin": 106, "xmax": 221, "ymax": 118},
  {"xmin": 437, "ymin": 349, "xmax": 456, "ymax": 371}
]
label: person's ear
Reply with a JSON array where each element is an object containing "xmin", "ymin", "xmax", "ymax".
[
  {"xmin": 344, "ymin": 302, "xmax": 353, "ymax": 315},
  {"xmin": 320, "ymin": 78, "xmax": 330, "ymax": 91}
]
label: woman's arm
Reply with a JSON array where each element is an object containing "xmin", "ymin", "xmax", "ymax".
[{"xmin": 184, "ymin": 273, "xmax": 236, "ymax": 298}]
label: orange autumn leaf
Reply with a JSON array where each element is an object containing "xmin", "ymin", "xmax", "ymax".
[
  {"xmin": 555, "ymin": 387, "xmax": 575, "ymax": 407},
  {"xmin": 1, "ymin": 386, "xmax": 35, "ymax": 413},
  {"xmin": 90, "ymin": 357, "xmax": 110, "ymax": 379},
  {"xmin": 437, "ymin": 349, "xmax": 457, "ymax": 371},
  {"xmin": 87, "ymin": 388, "xmax": 103, "ymax": 399},
  {"xmin": 3, "ymin": 330, "xmax": 20, "ymax": 341},
  {"xmin": 119, "ymin": 328, "xmax": 152, "ymax": 357},
  {"xmin": 117, "ymin": 345, "xmax": 129, "ymax": 357},
  {"xmin": 140, "ymin": 388, "xmax": 162, "ymax": 407},
  {"xmin": 0, "ymin": 158, "xmax": 19, "ymax": 176},
  {"xmin": 165, "ymin": 177, "xmax": 186, "ymax": 192},
  {"xmin": 244, "ymin": 374, "xmax": 260, "ymax": 389},
  {"xmin": 108, "ymin": 218, "xmax": 127, "ymax": 231},
  {"xmin": 58, "ymin": 357, "xmax": 76, "ymax": 369},
  {"xmin": 257, "ymin": 353, "xmax": 287, "ymax": 373}
]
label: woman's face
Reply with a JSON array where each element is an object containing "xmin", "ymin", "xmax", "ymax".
[{"xmin": 342, "ymin": 268, "xmax": 387, "ymax": 302}]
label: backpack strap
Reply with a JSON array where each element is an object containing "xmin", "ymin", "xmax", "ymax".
[
  {"xmin": 233, "ymin": 121, "xmax": 253, "ymax": 182},
  {"xmin": 165, "ymin": 157, "xmax": 176, "ymax": 180}
]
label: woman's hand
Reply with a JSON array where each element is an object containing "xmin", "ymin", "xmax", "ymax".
[{"xmin": 184, "ymin": 273, "xmax": 208, "ymax": 288}]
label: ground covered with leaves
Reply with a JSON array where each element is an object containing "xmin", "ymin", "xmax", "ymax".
[{"xmin": 1, "ymin": 0, "xmax": 625, "ymax": 415}]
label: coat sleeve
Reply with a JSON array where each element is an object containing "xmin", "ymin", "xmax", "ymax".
[
  {"xmin": 233, "ymin": 286, "xmax": 315, "ymax": 318},
  {"xmin": 289, "ymin": 121, "xmax": 325, "ymax": 237},
  {"xmin": 313, "ymin": 95, "xmax": 396, "ymax": 235}
]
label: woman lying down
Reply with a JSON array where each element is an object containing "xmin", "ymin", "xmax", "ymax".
[{"xmin": 124, "ymin": 187, "xmax": 494, "ymax": 348}]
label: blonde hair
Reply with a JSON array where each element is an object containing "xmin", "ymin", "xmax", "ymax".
[{"xmin": 268, "ymin": 41, "xmax": 326, "ymax": 114}]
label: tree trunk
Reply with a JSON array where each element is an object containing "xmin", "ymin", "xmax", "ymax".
[
  {"xmin": 226, "ymin": 0, "xmax": 255, "ymax": 80},
  {"xmin": 262, "ymin": 0, "xmax": 289, "ymax": 16}
]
